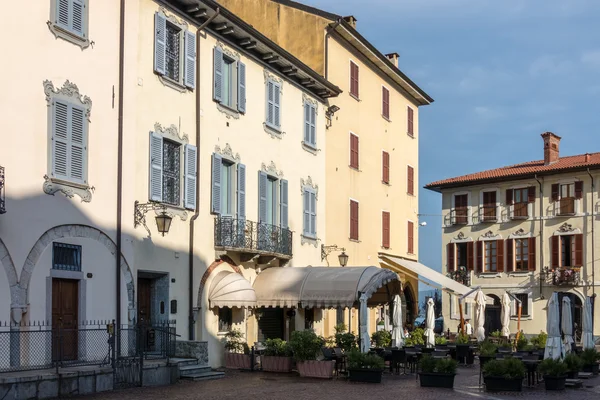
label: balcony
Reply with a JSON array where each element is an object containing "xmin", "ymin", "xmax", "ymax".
[
  {"xmin": 214, "ymin": 216, "xmax": 293, "ymax": 259},
  {"xmin": 447, "ymin": 208, "xmax": 468, "ymax": 226},
  {"xmin": 0, "ymin": 166, "xmax": 4, "ymax": 214},
  {"xmin": 511, "ymin": 202, "xmax": 528, "ymax": 219},
  {"xmin": 448, "ymin": 266, "xmax": 470, "ymax": 286},
  {"xmin": 558, "ymin": 197, "xmax": 575, "ymax": 216},
  {"xmin": 552, "ymin": 267, "xmax": 580, "ymax": 286},
  {"xmin": 476, "ymin": 205, "xmax": 497, "ymax": 223}
]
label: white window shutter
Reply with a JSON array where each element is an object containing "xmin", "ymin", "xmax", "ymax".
[
  {"xmin": 154, "ymin": 12, "xmax": 167, "ymax": 75},
  {"xmin": 303, "ymin": 103, "xmax": 310, "ymax": 143},
  {"xmin": 237, "ymin": 163, "xmax": 246, "ymax": 220},
  {"xmin": 211, "ymin": 153, "xmax": 222, "ymax": 214},
  {"xmin": 184, "ymin": 31, "xmax": 196, "ymax": 89},
  {"xmin": 71, "ymin": 0, "xmax": 85, "ymax": 36},
  {"xmin": 310, "ymin": 105, "xmax": 316, "ymax": 146},
  {"xmin": 310, "ymin": 191, "xmax": 317, "ymax": 236},
  {"xmin": 303, "ymin": 190, "xmax": 309, "ymax": 236},
  {"xmin": 184, "ymin": 144, "xmax": 197, "ymax": 209},
  {"xmin": 52, "ymin": 100, "xmax": 69, "ymax": 180},
  {"xmin": 69, "ymin": 104, "xmax": 86, "ymax": 184},
  {"xmin": 266, "ymin": 80, "xmax": 274, "ymax": 126},
  {"xmin": 280, "ymin": 179, "xmax": 288, "ymax": 229},
  {"xmin": 213, "ymin": 47, "xmax": 223, "ymax": 102},
  {"xmin": 238, "ymin": 62, "xmax": 246, "ymax": 113},
  {"xmin": 56, "ymin": 0, "xmax": 70, "ymax": 29},
  {"xmin": 274, "ymin": 82, "xmax": 281, "ymax": 128},
  {"xmin": 149, "ymin": 132, "xmax": 163, "ymax": 201},
  {"xmin": 258, "ymin": 171, "xmax": 267, "ymax": 223}
]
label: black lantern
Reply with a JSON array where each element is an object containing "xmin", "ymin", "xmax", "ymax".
[
  {"xmin": 321, "ymin": 244, "xmax": 349, "ymax": 267},
  {"xmin": 338, "ymin": 251, "xmax": 349, "ymax": 267},
  {"xmin": 134, "ymin": 201, "xmax": 173, "ymax": 236},
  {"xmin": 155, "ymin": 212, "xmax": 172, "ymax": 236}
]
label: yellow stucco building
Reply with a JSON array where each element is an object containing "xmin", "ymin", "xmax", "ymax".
[{"xmin": 215, "ymin": 0, "xmax": 434, "ymax": 335}]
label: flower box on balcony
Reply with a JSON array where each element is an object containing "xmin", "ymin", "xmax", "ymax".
[{"xmin": 552, "ymin": 268, "xmax": 581, "ymax": 285}]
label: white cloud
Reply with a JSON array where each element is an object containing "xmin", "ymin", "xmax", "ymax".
[
  {"xmin": 528, "ymin": 55, "xmax": 574, "ymax": 77},
  {"xmin": 581, "ymin": 50, "xmax": 600, "ymax": 68}
]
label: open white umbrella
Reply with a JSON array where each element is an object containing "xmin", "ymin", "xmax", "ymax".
[
  {"xmin": 359, "ymin": 294, "xmax": 370, "ymax": 352},
  {"xmin": 544, "ymin": 292, "xmax": 564, "ymax": 360},
  {"xmin": 474, "ymin": 290, "xmax": 487, "ymax": 342},
  {"xmin": 583, "ymin": 296, "xmax": 594, "ymax": 349},
  {"xmin": 562, "ymin": 296, "xmax": 574, "ymax": 354},
  {"xmin": 391, "ymin": 295, "xmax": 405, "ymax": 347},
  {"xmin": 424, "ymin": 298, "xmax": 435, "ymax": 348},
  {"xmin": 501, "ymin": 293, "xmax": 511, "ymax": 337}
]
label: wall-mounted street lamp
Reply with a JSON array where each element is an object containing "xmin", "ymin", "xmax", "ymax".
[
  {"xmin": 134, "ymin": 201, "xmax": 172, "ymax": 237},
  {"xmin": 321, "ymin": 244, "xmax": 348, "ymax": 267},
  {"xmin": 325, "ymin": 105, "xmax": 340, "ymax": 129}
]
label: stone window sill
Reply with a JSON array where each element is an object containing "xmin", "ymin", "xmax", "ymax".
[
  {"xmin": 507, "ymin": 271, "xmax": 532, "ymax": 277},
  {"xmin": 407, "ymin": 132, "xmax": 415, "ymax": 138},
  {"xmin": 301, "ymin": 142, "xmax": 319, "ymax": 155},
  {"xmin": 158, "ymin": 75, "xmax": 188, "ymax": 93},
  {"xmin": 349, "ymin": 166, "xmax": 361, "ymax": 172},
  {"xmin": 477, "ymin": 272, "xmax": 501, "ymax": 278},
  {"xmin": 301, "ymin": 235, "xmax": 319, "ymax": 247},
  {"xmin": 382, "ymin": 115, "xmax": 391, "ymax": 122},
  {"xmin": 43, "ymin": 175, "xmax": 93, "ymax": 202},
  {"xmin": 47, "ymin": 22, "xmax": 90, "ymax": 49},
  {"xmin": 349, "ymin": 238, "xmax": 361, "ymax": 243},
  {"xmin": 264, "ymin": 123, "xmax": 284, "ymax": 139},
  {"xmin": 350, "ymin": 93, "xmax": 360, "ymax": 102},
  {"xmin": 216, "ymin": 102, "xmax": 241, "ymax": 119}
]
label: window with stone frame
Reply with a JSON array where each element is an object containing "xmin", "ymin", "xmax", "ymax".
[
  {"xmin": 514, "ymin": 238, "xmax": 529, "ymax": 271},
  {"xmin": 218, "ymin": 307, "xmax": 232, "ymax": 332},
  {"xmin": 515, "ymin": 293, "xmax": 529, "ymax": 316},
  {"xmin": 165, "ymin": 22, "xmax": 181, "ymax": 82},
  {"xmin": 484, "ymin": 241, "xmax": 497, "ymax": 272},
  {"xmin": 48, "ymin": 0, "xmax": 90, "ymax": 49},
  {"xmin": 162, "ymin": 139, "xmax": 181, "ymax": 206}
]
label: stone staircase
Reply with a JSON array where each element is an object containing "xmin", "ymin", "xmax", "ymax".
[{"xmin": 169, "ymin": 358, "xmax": 225, "ymax": 382}]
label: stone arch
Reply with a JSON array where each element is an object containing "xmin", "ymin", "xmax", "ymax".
[
  {"xmin": 402, "ymin": 282, "xmax": 417, "ymax": 327},
  {"xmin": 197, "ymin": 259, "xmax": 243, "ymax": 308},
  {"xmin": 18, "ymin": 224, "xmax": 135, "ymax": 315},
  {"xmin": 0, "ymin": 237, "xmax": 21, "ymax": 318}
]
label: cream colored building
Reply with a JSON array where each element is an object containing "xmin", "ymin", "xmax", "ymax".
[
  {"xmin": 215, "ymin": 0, "xmax": 433, "ymax": 337},
  {"xmin": 426, "ymin": 133, "xmax": 600, "ymax": 339}
]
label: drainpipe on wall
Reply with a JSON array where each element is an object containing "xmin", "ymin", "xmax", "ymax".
[
  {"xmin": 587, "ymin": 168, "xmax": 596, "ymax": 333},
  {"xmin": 189, "ymin": 6, "xmax": 220, "ymax": 341},
  {"xmin": 535, "ymin": 175, "xmax": 544, "ymax": 299}
]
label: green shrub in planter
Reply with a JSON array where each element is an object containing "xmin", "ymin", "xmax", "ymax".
[
  {"xmin": 335, "ymin": 331, "xmax": 357, "ymax": 352},
  {"xmin": 490, "ymin": 330, "xmax": 502, "ymax": 338},
  {"xmin": 371, "ymin": 330, "xmax": 391, "ymax": 348},
  {"xmin": 347, "ymin": 349, "xmax": 385, "ymax": 370},
  {"xmin": 538, "ymin": 358, "xmax": 568, "ymax": 391},
  {"xmin": 516, "ymin": 335, "xmax": 529, "ymax": 351},
  {"xmin": 580, "ymin": 348, "xmax": 600, "ymax": 365},
  {"xmin": 264, "ymin": 338, "xmax": 291, "ymax": 357},
  {"xmin": 530, "ymin": 331, "xmax": 548, "ymax": 348},
  {"xmin": 406, "ymin": 328, "xmax": 425, "ymax": 346},
  {"xmin": 435, "ymin": 336, "xmax": 448, "ymax": 346},
  {"xmin": 334, "ymin": 324, "xmax": 347, "ymax": 334},
  {"xmin": 418, "ymin": 355, "xmax": 457, "ymax": 388},
  {"xmin": 564, "ymin": 353, "xmax": 583, "ymax": 377},
  {"xmin": 479, "ymin": 339, "xmax": 498, "ymax": 357},
  {"xmin": 483, "ymin": 357, "xmax": 526, "ymax": 379},
  {"xmin": 289, "ymin": 330, "xmax": 325, "ymax": 361},
  {"xmin": 224, "ymin": 329, "xmax": 247, "ymax": 354},
  {"xmin": 455, "ymin": 332, "xmax": 470, "ymax": 345}
]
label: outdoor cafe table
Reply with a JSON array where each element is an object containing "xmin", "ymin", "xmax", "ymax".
[{"xmin": 522, "ymin": 359, "xmax": 541, "ymax": 387}]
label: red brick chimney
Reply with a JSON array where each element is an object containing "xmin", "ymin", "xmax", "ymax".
[{"xmin": 541, "ymin": 132, "xmax": 561, "ymax": 165}]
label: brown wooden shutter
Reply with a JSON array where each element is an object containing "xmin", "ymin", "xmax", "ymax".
[
  {"xmin": 496, "ymin": 240, "xmax": 504, "ymax": 272},
  {"xmin": 575, "ymin": 181, "xmax": 583, "ymax": 199},
  {"xmin": 574, "ymin": 234, "xmax": 583, "ymax": 266},
  {"xmin": 407, "ymin": 221, "xmax": 414, "ymax": 254},
  {"xmin": 350, "ymin": 62, "xmax": 359, "ymax": 98},
  {"xmin": 407, "ymin": 166, "xmax": 414, "ymax": 195},
  {"xmin": 447, "ymin": 243, "xmax": 455, "ymax": 272},
  {"xmin": 350, "ymin": 134, "xmax": 359, "ymax": 169},
  {"xmin": 350, "ymin": 200, "xmax": 359, "ymax": 240},
  {"xmin": 382, "ymin": 211, "xmax": 390, "ymax": 248},
  {"xmin": 527, "ymin": 186, "xmax": 536, "ymax": 203},
  {"xmin": 382, "ymin": 151, "xmax": 390, "ymax": 183},
  {"xmin": 407, "ymin": 106, "xmax": 414, "ymax": 136},
  {"xmin": 506, "ymin": 189, "xmax": 513, "ymax": 205},
  {"xmin": 382, "ymin": 87, "xmax": 390, "ymax": 119},
  {"xmin": 476, "ymin": 241, "xmax": 483, "ymax": 273},
  {"xmin": 528, "ymin": 237, "xmax": 536, "ymax": 271},
  {"xmin": 467, "ymin": 242, "xmax": 474, "ymax": 270},
  {"xmin": 506, "ymin": 239, "xmax": 514, "ymax": 271},
  {"xmin": 551, "ymin": 235, "xmax": 559, "ymax": 268},
  {"xmin": 551, "ymin": 184, "xmax": 559, "ymax": 201}
]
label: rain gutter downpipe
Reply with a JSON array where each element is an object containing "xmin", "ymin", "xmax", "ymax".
[
  {"xmin": 535, "ymin": 175, "xmax": 544, "ymax": 299},
  {"xmin": 587, "ymin": 168, "xmax": 596, "ymax": 332},
  {"xmin": 189, "ymin": 6, "xmax": 220, "ymax": 341}
]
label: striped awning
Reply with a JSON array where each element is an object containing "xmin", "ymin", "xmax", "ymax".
[{"xmin": 208, "ymin": 271, "xmax": 257, "ymax": 308}]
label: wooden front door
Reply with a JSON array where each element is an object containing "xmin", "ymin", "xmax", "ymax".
[
  {"xmin": 137, "ymin": 278, "xmax": 152, "ymax": 324},
  {"xmin": 52, "ymin": 279, "xmax": 79, "ymax": 361}
]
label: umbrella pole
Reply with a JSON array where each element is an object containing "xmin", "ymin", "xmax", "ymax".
[
  {"xmin": 459, "ymin": 301, "xmax": 465, "ymax": 335},
  {"xmin": 516, "ymin": 303, "xmax": 522, "ymax": 343}
]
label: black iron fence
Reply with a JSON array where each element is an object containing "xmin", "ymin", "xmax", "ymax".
[
  {"xmin": 0, "ymin": 166, "xmax": 5, "ymax": 214},
  {"xmin": 214, "ymin": 216, "xmax": 293, "ymax": 257},
  {"xmin": 0, "ymin": 320, "xmax": 176, "ymax": 374}
]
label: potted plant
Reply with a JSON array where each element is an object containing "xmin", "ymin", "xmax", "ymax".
[
  {"xmin": 516, "ymin": 335, "xmax": 529, "ymax": 351},
  {"xmin": 419, "ymin": 355, "xmax": 458, "ymax": 388},
  {"xmin": 371, "ymin": 330, "xmax": 391, "ymax": 349},
  {"xmin": 262, "ymin": 338, "xmax": 293, "ymax": 373},
  {"xmin": 347, "ymin": 349, "xmax": 385, "ymax": 383},
  {"xmin": 563, "ymin": 353, "xmax": 583, "ymax": 379},
  {"xmin": 538, "ymin": 358, "xmax": 568, "ymax": 391},
  {"xmin": 483, "ymin": 357, "xmax": 526, "ymax": 392},
  {"xmin": 224, "ymin": 329, "xmax": 252, "ymax": 370},
  {"xmin": 478, "ymin": 339, "xmax": 497, "ymax": 367},
  {"xmin": 435, "ymin": 336, "xmax": 448, "ymax": 347},
  {"xmin": 580, "ymin": 348, "xmax": 600, "ymax": 375},
  {"xmin": 405, "ymin": 327, "xmax": 426, "ymax": 347},
  {"xmin": 335, "ymin": 331, "xmax": 358, "ymax": 352},
  {"xmin": 289, "ymin": 330, "xmax": 334, "ymax": 379}
]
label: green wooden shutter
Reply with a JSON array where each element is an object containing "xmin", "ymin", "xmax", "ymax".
[
  {"xmin": 213, "ymin": 47, "xmax": 223, "ymax": 102},
  {"xmin": 184, "ymin": 144, "xmax": 197, "ymax": 209},
  {"xmin": 149, "ymin": 132, "xmax": 163, "ymax": 201},
  {"xmin": 154, "ymin": 12, "xmax": 166, "ymax": 75},
  {"xmin": 238, "ymin": 62, "xmax": 246, "ymax": 113},
  {"xmin": 211, "ymin": 153, "xmax": 222, "ymax": 214},
  {"xmin": 184, "ymin": 31, "xmax": 196, "ymax": 89}
]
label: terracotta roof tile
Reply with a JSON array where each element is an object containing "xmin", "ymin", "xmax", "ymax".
[{"xmin": 425, "ymin": 152, "xmax": 600, "ymax": 191}]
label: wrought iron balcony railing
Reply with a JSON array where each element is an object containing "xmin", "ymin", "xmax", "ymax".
[
  {"xmin": 214, "ymin": 216, "xmax": 293, "ymax": 258},
  {"xmin": 448, "ymin": 266, "xmax": 471, "ymax": 286},
  {"xmin": 0, "ymin": 166, "xmax": 5, "ymax": 214},
  {"xmin": 446, "ymin": 208, "xmax": 468, "ymax": 226},
  {"xmin": 552, "ymin": 267, "xmax": 580, "ymax": 286}
]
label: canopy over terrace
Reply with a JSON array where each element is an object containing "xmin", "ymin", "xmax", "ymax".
[
  {"xmin": 252, "ymin": 266, "xmax": 401, "ymax": 309},
  {"xmin": 379, "ymin": 253, "xmax": 492, "ymax": 304}
]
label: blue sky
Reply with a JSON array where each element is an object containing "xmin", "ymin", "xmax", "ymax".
[{"xmin": 304, "ymin": 0, "xmax": 600, "ymax": 277}]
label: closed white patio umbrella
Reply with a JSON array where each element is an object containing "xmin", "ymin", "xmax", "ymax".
[
  {"xmin": 474, "ymin": 290, "xmax": 487, "ymax": 342},
  {"xmin": 544, "ymin": 292, "xmax": 564, "ymax": 360},
  {"xmin": 359, "ymin": 294, "xmax": 370, "ymax": 353},
  {"xmin": 583, "ymin": 296, "xmax": 594, "ymax": 349},
  {"xmin": 425, "ymin": 298, "xmax": 435, "ymax": 348},
  {"xmin": 501, "ymin": 293, "xmax": 511, "ymax": 338},
  {"xmin": 562, "ymin": 296, "xmax": 574, "ymax": 354},
  {"xmin": 391, "ymin": 294, "xmax": 405, "ymax": 347}
]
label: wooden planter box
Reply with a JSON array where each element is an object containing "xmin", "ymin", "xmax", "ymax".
[
  {"xmin": 583, "ymin": 363, "xmax": 599, "ymax": 375},
  {"xmin": 566, "ymin": 371, "xmax": 579, "ymax": 379},
  {"xmin": 478, "ymin": 355, "xmax": 494, "ymax": 367},
  {"xmin": 348, "ymin": 368, "xmax": 383, "ymax": 383},
  {"xmin": 419, "ymin": 372, "xmax": 455, "ymax": 388},
  {"xmin": 262, "ymin": 356, "xmax": 293, "ymax": 373},
  {"xmin": 484, "ymin": 376, "xmax": 523, "ymax": 392},
  {"xmin": 225, "ymin": 352, "xmax": 252, "ymax": 370},
  {"xmin": 296, "ymin": 360, "xmax": 335, "ymax": 379},
  {"xmin": 544, "ymin": 375, "xmax": 566, "ymax": 391}
]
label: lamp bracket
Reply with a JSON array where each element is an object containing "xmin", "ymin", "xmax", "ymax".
[
  {"xmin": 321, "ymin": 244, "xmax": 345, "ymax": 262},
  {"xmin": 134, "ymin": 201, "xmax": 168, "ymax": 237}
]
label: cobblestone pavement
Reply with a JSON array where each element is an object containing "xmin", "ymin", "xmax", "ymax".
[{"xmin": 81, "ymin": 367, "xmax": 600, "ymax": 400}]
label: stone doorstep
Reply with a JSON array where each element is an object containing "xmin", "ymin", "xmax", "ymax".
[
  {"xmin": 565, "ymin": 379, "xmax": 583, "ymax": 388},
  {"xmin": 0, "ymin": 366, "xmax": 112, "ymax": 384},
  {"xmin": 180, "ymin": 371, "xmax": 225, "ymax": 382},
  {"xmin": 168, "ymin": 357, "xmax": 199, "ymax": 367}
]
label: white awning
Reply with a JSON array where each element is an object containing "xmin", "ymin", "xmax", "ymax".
[
  {"xmin": 208, "ymin": 271, "xmax": 257, "ymax": 308},
  {"xmin": 379, "ymin": 254, "xmax": 491, "ymax": 304},
  {"xmin": 253, "ymin": 266, "xmax": 401, "ymax": 308}
]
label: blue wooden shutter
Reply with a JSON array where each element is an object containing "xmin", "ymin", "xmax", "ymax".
[
  {"xmin": 184, "ymin": 31, "xmax": 196, "ymax": 89},
  {"xmin": 211, "ymin": 153, "xmax": 222, "ymax": 214},
  {"xmin": 56, "ymin": 0, "xmax": 70, "ymax": 29},
  {"xmin": 237, "ymin": 164, "xmax": 246, "ymax": 220},
  {"xmin": 310, "ymin": 191, "xmax": 316, "ymax": 236},
  {"xmin": 280, "ymin": 179, "xmax": 288, "ymax": 229},
  {"xmin": 69, "ymin": 104, "xmax": 86, "ymax": 184},
  {"xmin": 274, "ymin": 82, "xmax": 281, "ymax": 128},
  {"xmin": 52, "ymin": 100, "xmax": 69, "ymax": 180},
  {"xmin": 310, "ymin": 105, "xmax": 316, "ymax": 146},
  {"xmin": 266, "ymin": 80, "xmax": 274, "ymax": 126},
  {"xmin": 154, "ymin": 12, "xmax": 166, "ymax": 75},
  {"xmin": 184, "ymin": 144, "xmax": 197, "ymax": 209},
  {"xmin": 238, "ymin": 62, "xmax": 246, "ymax": 113},
  {"xmin": 213, "ymin": 47, "xmax": 223, "ymax": 102},
  {"xmin": 303, "ymin": 103, "xmax": 310, "ymax": 143},
  {"xmin": 303, "ymin": 190, "xmax": 310, "ymax": 235},
  {"xmin": 258, "ymin": 171, "xmax": 267, "ymax": 222},
  {"xmin": 71, "ymin": 0, "xmax": 85, "ymax": 36},
  {"xmin": 149, "ymin": 132, "xmax": 163, "ymax": 201}
]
